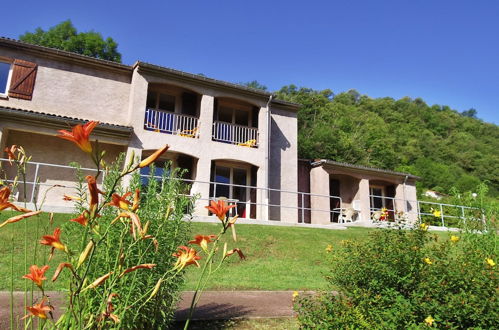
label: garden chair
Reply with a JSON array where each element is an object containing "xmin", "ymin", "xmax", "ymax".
[
  {"xmin": 237, "ymin": 139, "xmax": 257, "ymax": 147},
  {"xmin": 340, "ymin": 208, "xmax": 357, "ymax": 223},
  {"xmin": 179, "ymin": 126, "xmax": 199, "ymax": 138}
]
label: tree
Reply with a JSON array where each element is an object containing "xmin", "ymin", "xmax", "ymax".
[
  {"xmin": 461, "ymin": 108, "xmax": 478, "ymax": 118},
  {"xmin": 241, "ymin": 80, "xmax": 268, "ymax": 91},
  {"xmin": 19, "ymin": 20, "xmax": 122, "ymax": 63}
]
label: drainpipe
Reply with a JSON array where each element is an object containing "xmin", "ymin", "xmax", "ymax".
[
  {"xmin": 265, "ymin": 95, "xmax": 273, "ymax": 221},
  {"xmin": 403, "ymin": 175, "xmax": 408, "ymax": 213}
]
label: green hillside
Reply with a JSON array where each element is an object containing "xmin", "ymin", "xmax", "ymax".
[{"xmin": 275, "ymin": 86, "xmax": 499, "ymax": 197}]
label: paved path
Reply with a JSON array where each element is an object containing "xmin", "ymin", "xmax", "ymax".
[{"xmin": 0, "ymin": 290, "xmax": 302, "ymax": 327}]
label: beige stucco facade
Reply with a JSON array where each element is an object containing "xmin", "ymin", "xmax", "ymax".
[
  {"xmin": 304, "ymin": 160, "xmax": 419, "ymax": 225},
  {"xmin": 0, "ymin": 38, "xmax": 301, "ymax": 220}
]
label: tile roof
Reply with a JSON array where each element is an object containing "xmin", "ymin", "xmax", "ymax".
[
  {"xmin": 0, "ymin": 106, "xmax": 133, "ymax": 133},
  {"xmin": 309, "ymin": 159, "xmax": 420, "ymax": 180},
  {"xmin": 0, "ymin": 37, "xmax": 300, "ymax": 109}
]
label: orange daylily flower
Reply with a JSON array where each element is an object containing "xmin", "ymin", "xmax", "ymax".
[
  {"xmin": 108, "ymin": 192, "xmax": 132, "ymax": 210},
  {"xmin": 70, "ymin": 211, "xmax": 89, "ymax": 226},
  {"xmin": 52, "ymin": 263, "xmax": 74, "ymax": 282},
  {"xmin": 120, "ymin": 263, "xmax": 156, "ymax": 277},
  {"xmin": 22, "ymin": 265, "xmax": 49, "ymax": 288},
  {"xmin": 22, "ymin": 298, "xmax": 53, "ymax": 320},
  {"xmin": 225, "ymin": 248, "xmax": 246, "ymax": 260},
  {"xmin": 57, "ymin": 121, "xmax": 98, "ymax": 153},
  {"xmin": 138, "ymin": 145, "xmax": 169, "ymax": 168},
  {"xmin": 0, "ymin": 186, "xmax": 31, "ymax": 213},
  {"xmin": 205, "ymin": 200, "xmax": 236, "ymax": 221},
  {"xmin": 40, "ymin": 228, "xmax": 66, "ymax": 260},
  {"xmin": 85, "ymin": 175, "xmax": 102, "ymax": 211},
  {"xmin": 189, "ymin": 235, "xmax": 217, "ymax": 252},
  {"xmin": 4, "ymin": 145, "xmax": 17, "ymax": 164},
  {"xmin": 173, "ymin": 246, "xmax": 201, "ymax": 270},
  {"xmin": 0, "ymin": 210, "xmax": 42, "ymax": 228}
]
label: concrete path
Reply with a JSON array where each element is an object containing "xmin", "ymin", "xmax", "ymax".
[{"xmin": 0, "ymin": 290, "xmax": 301, "ymax": 327}]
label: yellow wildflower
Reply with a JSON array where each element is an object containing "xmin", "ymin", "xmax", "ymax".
[
  {"xmin": 423, "ymin": 257, "xmax": 432, "ymax": 265},
  {"xmin": 424, "ymin": 315, "xmax": 435, "ymax": 326},
  {"xmin": 486, "ymin": 258, "xmax": 496, "ymax": 267},
  {"xmin": 450, "ymin": 235, "xmax": 460, "ymax": 243},
  {"xmin": 292, "ymin": 291, "xmax": 299, "ymax": 300},
  {"xmin": 420, "ymin": 223, "xmax": 429, "ymax": 231},
  {"xmin": 325, "ymin": 244, "xmax": 333, "ymax": 253}
]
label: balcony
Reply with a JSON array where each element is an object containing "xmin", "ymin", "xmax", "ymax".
[
  {"xmin": 144, "ymin": 108, "xmax": 199, "ymax": 138},
  {"xmin": 212, "ymin": 121, "xmax": 259, "ymax": 147}
]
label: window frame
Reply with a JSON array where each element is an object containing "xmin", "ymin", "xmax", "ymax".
[{"xmin": 0, "ymin": 58, "xmax": 13, "ymax": 98}]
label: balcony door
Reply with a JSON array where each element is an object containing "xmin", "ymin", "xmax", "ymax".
[{"xmin": 212, "ymin": 165, "xmax": 249, "ymax": 218}]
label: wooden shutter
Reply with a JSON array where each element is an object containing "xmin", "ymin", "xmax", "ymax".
[{"xmin": 8, "ymin": 59, "xmax": 38, "ymax": 100}]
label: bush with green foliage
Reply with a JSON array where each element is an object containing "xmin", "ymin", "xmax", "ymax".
[
  {"xmin": 295, "ymin": 202, "xmax": 498, "ymax": 329},
  {"xmin": 62, "ymin": 160, "xmax": 192, "ymax": 328}
]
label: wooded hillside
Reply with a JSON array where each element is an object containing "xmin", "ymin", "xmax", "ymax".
[{"xmin": 275, "ymin": 86, "xmax": 499, "ymax": 197}]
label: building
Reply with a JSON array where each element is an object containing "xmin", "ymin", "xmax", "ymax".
[{"xmin": 0, "ymin": 37, "xmax": 419, "ymax": 225}]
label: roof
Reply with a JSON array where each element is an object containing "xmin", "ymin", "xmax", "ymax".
[
  {"xmin": 0, "ymin": 37, "xmax": 300, "ymax": 110},
  {"xmin": 135, "ymin": 61, "xmax": 301, "ymax": 110},
  {"xmin": 309, "ymin": 159, "xmax": 420, "ymax": 180},
  {"xmin": 0, "ymin": 37, "xmax": 131, "ymax": 73},
  {"xmin": 0, "ymin": 106, "xmax": 133, "ymax": 140}
]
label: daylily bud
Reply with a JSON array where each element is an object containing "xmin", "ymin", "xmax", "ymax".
[
  {"xmin": 84, "ymin": 272, "xmax": 112, "ymax": 291},
  {"xmin": 138, "ymin": 145, "xmax": 169, "ymax": 168},
  {"xmin": 52, "ymin": 263, "xmax": 74, "ymax": 282},
  {"xmin": 77, "ymin": 241, "xmax": 94, "ymax": 268},
  {"xmin": 149, "ymin": 278, "xmax": 163, "ymax": 300}
]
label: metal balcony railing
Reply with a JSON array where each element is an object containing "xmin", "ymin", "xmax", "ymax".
[
  {"xmin": 144, "ymin": 108, "xmax": 199, "ymax": 138},
  {"xmin": 212, "ymin": 121, "xmax": 259, "ymax": 147}
]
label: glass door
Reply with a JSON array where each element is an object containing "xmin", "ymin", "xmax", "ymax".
[{"xmin": 213, "ymin": 165, "xmax": 249, "ymax": 218}]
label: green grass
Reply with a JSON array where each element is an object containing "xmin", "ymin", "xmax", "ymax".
[
  {"xmin": 183, "ymin": 222, "xmax": 371, "ymax": 291},
  {"xmin": 1, "ymin": 211, "xmax": 451, "ymax": 291}
]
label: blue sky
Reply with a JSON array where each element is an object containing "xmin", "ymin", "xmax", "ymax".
[{"xmin": 1, "ymin": 0, "xmax": 498, "ymax": 124}]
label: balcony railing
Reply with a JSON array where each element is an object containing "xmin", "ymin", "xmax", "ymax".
[
  {"xmin": 212, "ymin": 121, "xmax": 259, "ymax": 147},
  {"xmin": 144, "ymin": 108, "xmax": 199, "ymax": 138}
]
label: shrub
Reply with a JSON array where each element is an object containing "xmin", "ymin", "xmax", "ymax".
[{"xmin": 296, "ymin": 220, "xmax": 498, "ymax": 328}]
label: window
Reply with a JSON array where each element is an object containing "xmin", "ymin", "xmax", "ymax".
[
  {"xmin": 216, "ymin": 105, "xmax": 250, "ymax": 126},
  {"xmin": 146, "ymin": 91, "xmax": 175, "ymax": 112},
  {"xmin": 370, "ymin": 186, "xmax": 386, "ymax": 210},
  {"xmin": 0, "ymin": 61, "xmax": 12, "ymax": 96}
]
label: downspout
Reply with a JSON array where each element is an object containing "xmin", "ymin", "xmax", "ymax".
[
  {"xmin": 403, "ymin": 175, "xmax": 408, "ymax": 213},
  {"xmin": 265, "ymin": 95, "xmax": 273, "ymax": 221}
]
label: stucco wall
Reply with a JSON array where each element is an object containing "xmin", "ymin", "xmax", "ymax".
[
  {"xmin": 269, "ymin": 107, "xmax": 298, "ymax": 222},
  {"xmin": 3, "ymin": 130, "xmax": 125, "ymax": 208},
  {"xmin": 0, "ymin": 47, "xmax": 131, "ymax": 125}
]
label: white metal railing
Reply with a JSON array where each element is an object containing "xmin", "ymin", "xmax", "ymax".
[
  {"xmin": 144, "ymin": 108, "xmax": 199, "ymax": 138},
  {"xmin": 212, "ymin": 121, "xmax": 259, "ymax": 147},
  {"xmin": 369, "ymin": 194, "xmax": 481, "ymax": 227},
  {"xmin": 0, "ymin": 158, "xmax": 481, "ymax": 228}
]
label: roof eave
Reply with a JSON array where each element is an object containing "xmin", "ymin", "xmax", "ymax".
[
  {"xmin": 136, "ymin": 61, "xmax": 301, "ymax": 111},
  {"xmin": 0, "ymin": 106, "xmax": 133, "ymax": 140},
  {"xmin": 314, "ymin": 159, "xmax": 420, "ymax": 181}
]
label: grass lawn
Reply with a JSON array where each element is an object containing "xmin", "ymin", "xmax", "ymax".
[{"xmin": 1, "ymin": 211, "xmax": 450, "ymax": 291}]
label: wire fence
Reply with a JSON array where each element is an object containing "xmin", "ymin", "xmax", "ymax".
[{"xmin": 0, "ymin": 158, "xmax": 482, "ymax": 228}]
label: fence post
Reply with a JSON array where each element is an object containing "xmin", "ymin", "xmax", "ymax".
[
  {"xmin": 417, "ymin": 201, "xmax": 421, "ymax": 222},
  {"xmin": 440, "ymin": 204, "xmax": 445, "ymax": 227},
  {"xmin": 461, "ymin": 206, "xmax": 465, "ymax": 226},
  {"xmin": 29, "ymin": 163, "xmax": 40, "ymax": 204},
  {"xmin": 301, "ymin": 192, "xmax": 305, "ymax": 223}
]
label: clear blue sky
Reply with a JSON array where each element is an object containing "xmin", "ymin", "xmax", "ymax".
[{"xmin": 1, "ymin": 0, "xmax": 498, "ymax": 124}]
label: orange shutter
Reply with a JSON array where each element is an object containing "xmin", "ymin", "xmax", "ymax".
[{"xmin": 8, "ymin": 59, "xmax": 38, "ymax": 100}]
